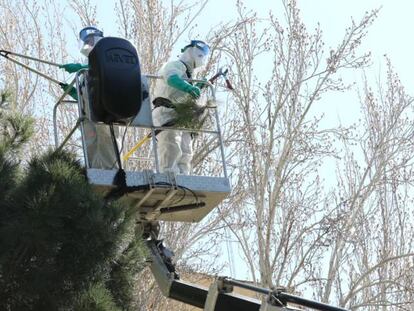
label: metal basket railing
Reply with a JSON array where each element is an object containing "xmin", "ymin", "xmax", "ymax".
[{"xmin": 52, "ymin": 72, "xmax": 228, "ymax": 178}]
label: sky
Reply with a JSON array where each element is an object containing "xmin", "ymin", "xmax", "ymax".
[
  {"xmin": 299, "ymin": 0, "xmax": 414, "ymax": 85},
  {"xmin": 85, "ymin": 0, "xmax": 414, "ymax": 280}
]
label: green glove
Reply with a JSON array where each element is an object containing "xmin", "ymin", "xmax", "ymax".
[
  {"xmin": 167, "ymin": 74, "xmax": 201, "ymax": 99},
  {"xmin": 59, "ymin": 63, "xmax": 89, "ymax": 73},
  {"xmin": 59, "ymin": 83, "xmax": 78, "ymax": 100}
]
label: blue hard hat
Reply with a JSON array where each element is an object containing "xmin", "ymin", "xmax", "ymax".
[
  {"xmin": 79, "ymin": 26, "xmax": 103, "ymax": 43},
  {"xmin": 181, "ymin": 40, "xmax": 210, "ymax": 56}
]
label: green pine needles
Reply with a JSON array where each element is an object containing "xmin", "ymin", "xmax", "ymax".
[
  {"xmin": 172, "ymin": 98, "xmax": 209, "ymax": 130},
  {"xmin": 0, "ymin": 96, "xmax": 147, "ymax": 310}
]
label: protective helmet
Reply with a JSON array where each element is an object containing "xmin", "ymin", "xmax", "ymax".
[
  {"xmin": 180, "ymin": 40, "xmax": 210, "ymax": 68},
  {"xmin": 79, "ymin": 26, "xmax": 104, "ymax": 57}
]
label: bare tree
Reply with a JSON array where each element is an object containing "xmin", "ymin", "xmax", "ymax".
[
  {"xmin": 115, "ymin": 0, "xmax": 208, "ymax": 74},
  {"xmin": 67, "ymin": 0, "xmax": 98, "ymax": 26},
  {"xmin": 213, "ymin": 0, "xmax": 380, "ymax": 303},
  {"xmin": 215, "ymin": 2, "xmax": 414, "ymax": 309},
  {"xmin": 323, "ymin": 59, "xmax": 414, "ymax": 309}
]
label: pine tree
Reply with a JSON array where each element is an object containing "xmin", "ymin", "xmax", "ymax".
[{"xmin": 0, "ymin": 91, "xmax": 147, "ymax": 310}]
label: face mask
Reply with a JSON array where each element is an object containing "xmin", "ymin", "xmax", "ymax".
[
  {"xmin": 181, "ymin": 40, "xmax": 210, "ymax": 68},
  {"xmin": 192, "ymin": 48, "xmax": 207, "ymax": 68},
  {"xmin": 78, "ymin": 26, "xmax": 103, "ymax": 57},
  {"xmin": 80, "ymin": 44, "xmax": 93, "ymax": 57},
  {"xmin": 79, "ymin": 35, "xmax": 102, "ymax": 57}
]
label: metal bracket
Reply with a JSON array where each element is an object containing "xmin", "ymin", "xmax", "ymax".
[
  {"xmin": 145, "ymin": 170, "xmax": 178, "ymax": 221},
  {"xmin": 204, "ymin": 277, "xmax": 234, "ymax": 311},
  {"xmin": 135, "ymin": 170, "xmax": 156, "ymax": 212},
  {"xmin": 259, "ymin": 289, "xmax": 286, "ymax": 311}
]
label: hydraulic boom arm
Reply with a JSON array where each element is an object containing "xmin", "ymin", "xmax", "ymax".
[{"xmin": 146, "ymin": 238, "xmax": 349, "ymax": 311}]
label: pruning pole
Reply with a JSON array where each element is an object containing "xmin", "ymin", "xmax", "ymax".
[
  {"xmin": 0, "ymin": 50, "xmax": 62, "ymax": 85},
  {"xmin": 0, "ymin": 49, "xmax": 62, "ymax": 67}
]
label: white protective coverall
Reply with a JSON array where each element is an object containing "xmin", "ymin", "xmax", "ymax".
[
  {"xmin": 152, "ymin": 61, "xmax": 193, "ymax": 175},
  {"xmin": 152, "ymin": 42, "xmax": 209, "ymax": 175},
  {"xmin": 81, "ymin": 84, "xmax": 119, "ymax": 169}
]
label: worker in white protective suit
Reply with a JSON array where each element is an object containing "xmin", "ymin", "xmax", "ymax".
[
  {"xmin": 152, "ymin": 40, "xmax": 210, "ymax": 175},
  {"xmin": 60, "ymin": 26, "xmax": 119, "ymax": 169}
]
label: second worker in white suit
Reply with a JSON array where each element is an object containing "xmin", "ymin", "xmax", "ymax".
[{"xmin": 152, "ymin": 40, "xmax": 210, "ymax": 175}]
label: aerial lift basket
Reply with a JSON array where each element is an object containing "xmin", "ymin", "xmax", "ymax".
[{"xmin": 53, "ymin": 36, "xmax": 231, "ymax": 224}]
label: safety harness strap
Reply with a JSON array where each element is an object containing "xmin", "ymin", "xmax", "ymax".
[
  {"xmin": 152, "ymin": 97, "xmax": 175, "ymax": 109},
  {"xmin": 179, "ymin": 60, "xmax": 192, "ymax": 80},
  {"xmin": 104, "ymin": 124, "xmax": 127, "ymax": 200}
]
